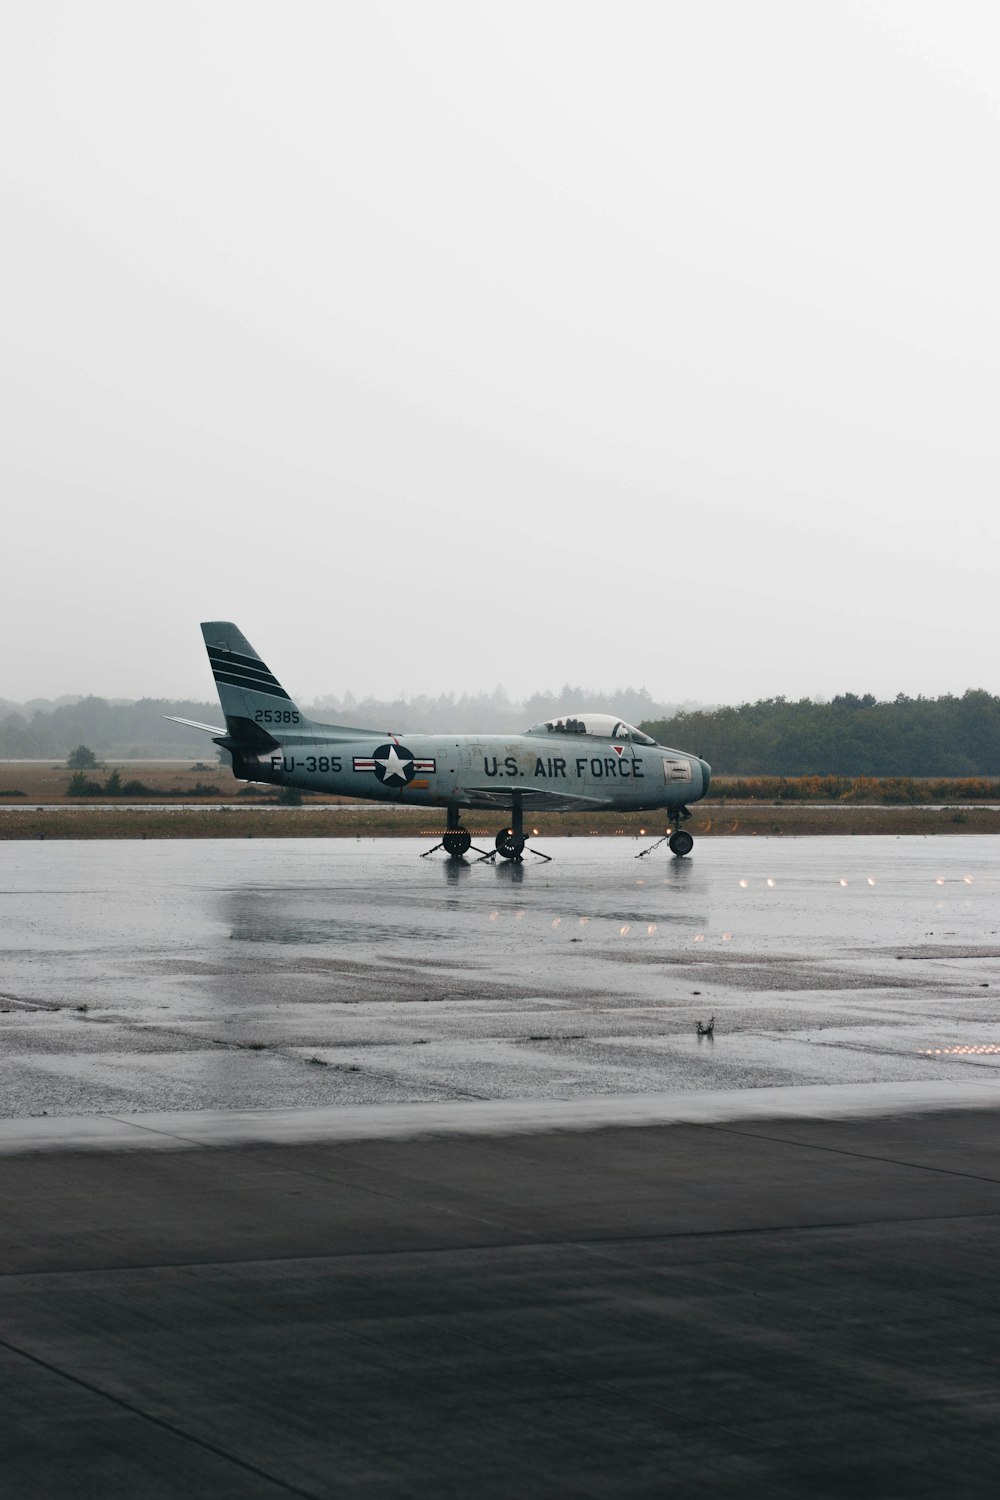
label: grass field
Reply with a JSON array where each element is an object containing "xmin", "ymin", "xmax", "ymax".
[
  {"xmin": 0, "ymin": 760, "xmax": 354, "ymax": 805},
  {"xmin": 2, "ymin": 762, "xmax": 998, "ymax": 839}
]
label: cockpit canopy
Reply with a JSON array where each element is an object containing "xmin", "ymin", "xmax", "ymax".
[{"xmin": 526, "ymin": 712, "xmax": 658, "ymax": 745}]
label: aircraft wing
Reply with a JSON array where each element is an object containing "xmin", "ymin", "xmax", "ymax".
[
  {"xmin": 464, "ymin": 787, "xmax": 611, "ymax": 813},
  {"xmin": 163, "ymin": 715, "xmax": 226, "ymax": 735}
]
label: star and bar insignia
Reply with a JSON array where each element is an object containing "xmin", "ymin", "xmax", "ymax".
[{"xmin": 353, "ymin": 744, "xmax": 435, "ymax": 784}]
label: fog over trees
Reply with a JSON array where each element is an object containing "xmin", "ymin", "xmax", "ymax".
[
  {"xmin": 0, "ymin": 685, "xmax": 691, "ymax": 760},
  {"xmin": 2, "ymin": 687, "xmax": 998, "ymax": 775}
]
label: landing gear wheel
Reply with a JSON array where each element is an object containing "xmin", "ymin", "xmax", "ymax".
[
  {"xmin": 442, "ymin": 828, "xmax": 471, "ymax": 858},
  {"xmin": 668, "ymin": 829, "xmax": 694, "ymax": 857},
  {"xmin": 495, "ymin": 829, "xmax": 526, "ymax": 860}
]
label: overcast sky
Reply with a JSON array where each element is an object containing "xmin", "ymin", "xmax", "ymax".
[{"xmin": 3, "ymin": 1, "xmax": 998, "ymax": 709}]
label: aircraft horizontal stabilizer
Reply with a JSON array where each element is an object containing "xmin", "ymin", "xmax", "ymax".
[{"xmin": 163, "ymin": 716, "xmax": 226, "ymax": 735}]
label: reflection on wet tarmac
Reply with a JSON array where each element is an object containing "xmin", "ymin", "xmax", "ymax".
[
  {"xmin": 228, "ymin": 899, "xmax": 448, "ymax": 947},
  {"xmin": 0, "ymin": 836, "xmax": 998, "ymax": 1117}
]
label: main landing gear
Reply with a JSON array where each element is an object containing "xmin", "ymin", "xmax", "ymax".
[
  {"xmin": 422, "ymin": 797, "xmax": 550, "ymax": 862},
  {"xmin": 636, "ymin": 806, "xmax": 696, "ymax": 859},
  {"xmin": 421, "ymin": 804, "xmax": 491, "ymax": 861},
  {"xmin": 481, "ymin": 792, "xmax": 551, "ymax": 864}
]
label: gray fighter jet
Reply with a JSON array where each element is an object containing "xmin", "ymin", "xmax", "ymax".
[{"xmin": 170, "ymin": 622, "xmax": 711, "ymax": 861}]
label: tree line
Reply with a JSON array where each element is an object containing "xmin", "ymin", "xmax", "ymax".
[
  {"xmin": 640, "ymin": 691, "xmax": 1000, "ymax": 776},
  {"xmin": 0, "ymin": 697, "xmax": 224, "ymax": 759},
  {"xmin": 2, "ymin": 686, "xmax": 998, "ymax": 774},
  {"xmin": 0, "ymin": 684, "xmax": 684, "ymax": 759}
]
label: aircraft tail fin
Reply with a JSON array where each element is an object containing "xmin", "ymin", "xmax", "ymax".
[{"xmin": 200, "ymin": 621, "xmax": 313, "ymax": 739}]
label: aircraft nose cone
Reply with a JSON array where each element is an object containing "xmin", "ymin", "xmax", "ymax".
[{"xmin": 699, "ymin": 758, "xmax": 712, "ymax": 795}]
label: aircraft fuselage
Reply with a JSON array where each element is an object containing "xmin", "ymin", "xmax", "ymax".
[{"xmin": 235, "ymin": 728, "xmax": 710, "ymax": 815}]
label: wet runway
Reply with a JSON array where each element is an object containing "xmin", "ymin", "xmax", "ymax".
[
  {"xmin": 3, "ymin": 837, "xmax": 1000, "ymax": 1498},
  {"xmin": 1, "ymin": 836, "xmax": 998, "ymax": 1118}
]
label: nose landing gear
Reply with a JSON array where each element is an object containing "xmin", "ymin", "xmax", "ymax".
[{"xmin": 636, "ymin": 807, "xmax": 696, "ymax": 859}]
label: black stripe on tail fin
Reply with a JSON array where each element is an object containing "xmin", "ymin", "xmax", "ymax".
[
  {"xmin": 205, "ymin": 645, "xmax": 292, "ymax": 701},
  {"xmin": 200, "ymin": 621, "xmax": 309, "ymax": 728}
]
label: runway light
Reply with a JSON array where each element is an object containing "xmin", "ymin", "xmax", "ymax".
[
  {"xmin": 766, "ymin": 878, "xmax": 776, "ymax": 889},
  {"xmin": 840, "ymin": 879, "xmax": 849, "ymax": 887},
  {"xmin": 922, "ymin": 1045, "xmax": 1000, "ymax": 1055},
  {"xmin": 739, "ymin": 879, "xmax": 749, "ymax": 889},
  {"xmin": 721, "ymin": 932, "xmax": 732, "ymax": 941},
  {"xmin": 489, "ymin": 911, "xmax": 499, "ymax": 921},
  {"xmin": 694, "ymin": 933, "xmax": 705, "ymax": 942},
  {"xmin": 640, "ymin": 828, "xmax": 646, "ymax": 835},
  {"xmin": 647, "ymin": 924, "xmax": 657, "ymax": 935},
  {"xmin": 579, "ymin": 916, "xmax": 589, "ymax": 926},
  {"xmin": 620, "ymin": 924, "xmax": 631, "ymax": 936},
  {"xmin": 515, "ymin": 910, "xmax": 525, "ymax": 921},
  {"xmin": 551, "ymin": 917, "xmax": 561, "ymax": 928},
  {"xmin": 936, "ymin": 878, "xmax": 946, "ymax": 885},
  {"xmin": 964, "ymin": 876, "xmax": 974, "ymax": 884},
  {"xmin": 868, "ymin": 877, "xmax": 876, "ymax": 886},
  {"xmin": 532, "ymin": 828, "xmax": 540, "ymax": 836}
]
